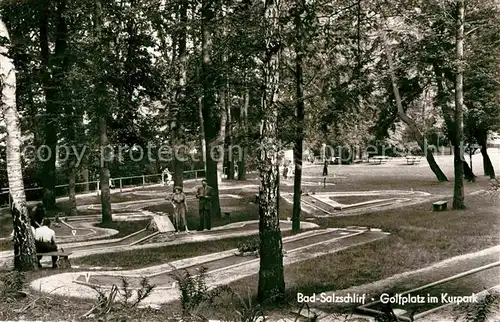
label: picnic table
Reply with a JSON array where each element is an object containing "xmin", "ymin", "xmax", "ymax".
[
  {"xmin": 406, "ymin": 156, "xmax": 421, "ymax": 165},
  {"xmin": 370, "ymin": 156, "xmax": 390, "ymax": 165}
]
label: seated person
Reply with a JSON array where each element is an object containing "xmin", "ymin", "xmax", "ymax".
[
  {"xmin": 31, "ymin": 203, "xmax": 45, "ymax": 228},
  {"xmin": 35, "ymin": 218, "xmax": 58, "ymax": 268}
]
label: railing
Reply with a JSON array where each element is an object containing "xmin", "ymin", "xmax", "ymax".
[{"xmin": 0, "ymin": 167, "xmax": 231, "ymax": 207}]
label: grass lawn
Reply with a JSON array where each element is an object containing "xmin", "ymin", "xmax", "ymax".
[
  {"xmin": 225, "ymin": 190, "xmax": 500, "ymax": 306},
  {"xmin": 94, "ymin": 219, "xmax": 151, "ymax": 239},
  {"xmin": 0, "ymin": 215, "xmax": 12, "ymax": 238}
]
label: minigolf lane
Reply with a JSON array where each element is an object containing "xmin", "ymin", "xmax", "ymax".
[
  {"xmin": 283, "ymin": 190, "xmax": 434, "ymax": 217},
  {"xmin": 73, "ymin": 228, "xmax": 363, "ymax": 288},
  {"xmin": 30, "ymin": 227, "xmax": 388, "ymax": 305},
  {"xmin": 358, "ymin": 262, "xmax": 500, "ymax": 321}
]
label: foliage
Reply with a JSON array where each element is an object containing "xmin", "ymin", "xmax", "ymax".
[
  {"xmin": 460, "ymin": 290, "xmax": 500, "ymax": 322},
  {"xmin": 172, "ymin": 266, "xmax": 266, "ymax": 321},
  {"xmin": 237, "ymin": 238, "xmax": 260, "ymax": 253},
  {"xmin": 81, "ymin": 276, "xmax": 155, "ymax": 319},
  {"xmin": 0, "ymin": 271, "xmax": 25, "ymax": 301},
  {"xmin": 173, "ymin": 266, "xmax": 210, "ymax": 317}
]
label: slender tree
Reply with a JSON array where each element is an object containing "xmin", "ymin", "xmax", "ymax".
[
  {"xmin": 291, "ymin": 0, "xmax": 306, "ymax": 233},
  {"xmin": 257, "ymin": 0, "xmax": 285, "ymax": 303},
  {"xmin": 0, "ymin": 18, "xmax": 38, "ymax": 271},
  {"xmin": 378, "ymin": 17, "xmax": 448, "ymax": 182},
  {"xmin": 94, "ymin": 0, "xmax": 112, "ymax": 223},
  {"xmin": 453, "ymin": 0, "xmax": 465, "ymax": 209},
  {"xmin": 54, "ymin": 0, "xmax": 77, "ymax": 216},
  {"xmin": 39, "ymin": 0, "xmax": 58, "ymax": 210},
  {"xmin": 172, "ymin": 0, "xmax": 188, "ymax": 189},
  {"xmin": 238, "ymin": 86, "xmax": 249, "ymax": 180},
  {"xmin": 201, "ymin": 0, "xmax": 222, "ymax": 217}
]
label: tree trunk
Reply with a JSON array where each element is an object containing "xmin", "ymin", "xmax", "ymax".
[
  {"xmin": 257, "ymin": 0, "xmax": 285, "ymax": 304},
  {"xmin": 476, "ymin": 130, "xmax": 495, "ymax": 178},
  {"xmin": 453, "ymin": 0, "xmax": 465, "ymax": 209},
  {"xmin": 216, "ymin": 92, "xmax": 227, "ymax": 185},
  {"xmin": 201, "ymin": 0, "xmax": 221, "ymax": 218},
  {"xmin": 81, "ymin": 162, "xmax": 90, "ymax": 192},
  {"xmin": 94, "ymin": 0, "xmax": 112, "ymax": 222},
  {"xmin": 39, "ymin": 0, "xmax": 57, "ymax": 210},
  {"xmin": 54, "ymin": 0, "xmax": 77, "ymax": 215},
  {"xmin": 238, "ymin": 88, "xmax": 249, "ymax": 180},
  {"xmin": 292, "ymin": 0, "xmax": 305, "ymax": 233},
  {"xmin": 199, "ymin": 97, "xmax": 207, "ymax": 171},
  {"xmin": 99, "ymin": 115, "xmax": 112, "ymax": 223},
  {"xmin": 226, "ymin": 100, "xmax": 234, "ymax": 180},
  {"xmin": 172, "ymin": 0, "xmax": 188, "ymax": 189},
  {"xmin": 222, "ymin": 11, "xmax": 234, "ymax": 181},
  {"xmin": 433, "ymin": 66, "xmax": 475, "ymax": 182},
  {"xmin": 379, "ymin": 25, "xmax": 448, "ymax": 182},
  {"xmin": 1, "ymin": 19, "xmax": 38, "ymax": 271},
  {"xmin": 68, "ymin": 166, "xmax": 77, "ymax": 216}
]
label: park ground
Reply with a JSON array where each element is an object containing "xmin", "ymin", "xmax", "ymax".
[{"xmin": 0, "ymin": 152, "xmax": 499, "ymax": 321}]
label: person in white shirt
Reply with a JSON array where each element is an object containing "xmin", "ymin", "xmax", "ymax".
[{"xmin": 35, "ymin": 218, "xmax": 58, "ymax": 268}]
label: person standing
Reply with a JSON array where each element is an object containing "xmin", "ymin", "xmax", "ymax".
[
  {"xmin": 171, "ymin": 186, "xmax": 189, "ymax": 233},
  {"xmin": 162, "ymin": 168, "xmax": 173, "ymax": 186},
  {"xmin": 283, "ymin": 165, "xmax": 289, "ymax": 180},
  {"xmin": 196, "ymin": 179, "xmax": 213, "ymax": 231},
  {"xmin": 322, "ymin": 160, "xmax": 328, "ymax": 177},
  {"xmin": 35, "ymin": 218, "xmax": 58, "ymax": 268}
]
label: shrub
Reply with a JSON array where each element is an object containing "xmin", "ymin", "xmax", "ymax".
[
  {"xmin": 237, "ymin": 238, "xmax": 260, "ymax": 253},
  {"xmin": 0, "ymin": 270, "xmax": 25, "ymax": 300}
]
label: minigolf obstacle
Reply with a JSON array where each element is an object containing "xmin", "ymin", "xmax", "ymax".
[{"xmin": 147, "ymin": 214, "xmax": 176, "ymax": 233}]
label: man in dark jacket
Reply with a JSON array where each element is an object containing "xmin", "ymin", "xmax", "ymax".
[{"xmin": 196, "ymin": 179, "xmax": 213, "ymax": 231}]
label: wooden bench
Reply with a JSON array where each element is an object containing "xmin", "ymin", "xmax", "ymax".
[
  {"xmin": 37, "ymin": 251, "xmax": 72, "ymax": 268},
  {"xmin": 432, "ymin": 201, "xmax": 448, "ymax": 212},
  {"xmin": 406, "ymin": 156, "xmax": 421, "ymax": 165},
  {"xmin": 371, "ymin": 156, "xmax": 389, "ymax": 165}
]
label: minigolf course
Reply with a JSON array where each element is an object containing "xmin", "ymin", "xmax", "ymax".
[
  {"xmin": 282, "ymin": 190, "xmax": 434, "ymax": 217},
  {"xmin": 30, "ymin": 225, "xmax": 389, "ymax": 306}
]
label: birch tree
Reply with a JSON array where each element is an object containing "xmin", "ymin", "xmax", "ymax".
[
  {"xmin": 0, "ymin": 18, "xmax": 38, "ymax": 271},
  {"xmin": 257, "ymin": 0, "xmax": 285, "ymax": 303}
]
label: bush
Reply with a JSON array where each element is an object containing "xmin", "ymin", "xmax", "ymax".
[
  {"xmin": 0, "ymin": 270, "xmax": 26, "ymax": 301},
  {"xmin": 81, "ymin": 276, "xmax": 155, "ymax": 319},
  {"xmin": 237, "ymin": 238, "xmax": 259, "ymax": 253}
]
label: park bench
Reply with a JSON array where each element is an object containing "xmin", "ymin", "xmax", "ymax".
[
  {"xmin": 371, "ymin": 156, "xmax": 389, "ymax": 165},
  {"xmin": 406, "ymin": 156, "xmax": 421, "ymax": 165},
  {"xmin": 37, "ymin": 250, "xmax": 72, "ymax": 268},
  {"xmin": 432, "ymin": 201, "xmax": 448, "ymax": 212}
]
